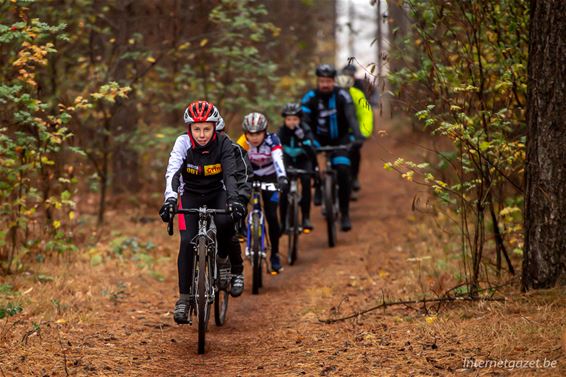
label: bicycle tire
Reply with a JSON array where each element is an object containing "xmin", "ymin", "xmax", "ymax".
[
  {"xmin": 287, "ymin": 195, "xmax": 300, "ymax": 265},
  {"xmin": 214, "ymin": 288, "xmax": 229, "ymax": 326},
  {"xmin": 197, "ymin": 237, "xmax": 208, "ymax": 354},
  {"xmin": 324, "ymin": 175, "xmax": 337, "ymax": 248},
  {"xmin": 251, "ymin": 212, "xmax": 261, "ymax": 295}
]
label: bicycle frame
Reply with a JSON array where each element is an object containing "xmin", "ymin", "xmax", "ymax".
[
  {"xmin": 246, "ymin": 180, "xmax": 277, "ymax": 294},
  {"xmin": 188, "ymin": 207, "xmax": 221, "ymax": 306},
  {"xmin": 246, "ymin": 181, "xmax": 275, "ymax": 258},
  {"xmin": 285, "ymin": 168, "xmax": 315, "ymax": 264}
]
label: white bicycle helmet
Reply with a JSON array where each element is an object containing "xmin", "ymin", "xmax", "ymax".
[
  {"xmin": 216, "ymin": 117, "xmax": 226, "ymax": 132},
  {"xmin": 242, "ymin": 112, "xmax": 268, "ymax": 133}
]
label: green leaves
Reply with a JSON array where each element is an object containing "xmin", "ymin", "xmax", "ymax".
[
  {"xmin": 387, "ymin": 0, "xmax": 529, "ymax": 287},
  {"xmin": 90, "ymin": 82, "xmax": 131, "ymax": 103}
]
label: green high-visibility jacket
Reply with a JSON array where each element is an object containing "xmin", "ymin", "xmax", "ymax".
[{"xmin": 349, "ymin": 86, "xmax": 374, "ymax": 138}]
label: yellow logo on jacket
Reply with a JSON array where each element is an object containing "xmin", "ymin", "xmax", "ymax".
[
  {"xmin": 186, "ymin": 163, "xmax": 200, "ymax": 175},
  {"xmin": 204, "ymin": 163, "xmax": 222, "ymax": 176}
]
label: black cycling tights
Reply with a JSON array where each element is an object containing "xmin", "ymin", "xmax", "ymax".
[
  {"xmin": 335, "ymin": 164, "xmax": 352, "ymax": 217},
  {"xmin": 261, "ymin": 189, "xmax": 281, "ymax": 259},
  {"xmin": 177, "ymin": 190, "xmax": 242, "ymax": 295},
  {"xmin": 350, "ymin": 143, "xmax": 362, "ymax": 180}
]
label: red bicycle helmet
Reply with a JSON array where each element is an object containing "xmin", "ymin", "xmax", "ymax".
[{"xmin": 183, "ymin": 100, "xmax": 221, "ymax": 124}]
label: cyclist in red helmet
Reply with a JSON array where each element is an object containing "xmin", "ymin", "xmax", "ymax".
[{"xmin": 159, "ymin": 101, "xmax": 248, "ymax": 324}]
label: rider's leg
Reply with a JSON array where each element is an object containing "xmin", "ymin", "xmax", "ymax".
[
  {"xmin": 211, "ymin": 190, "xmax": 244, "ymax": 296},
  {"xmin": 175, "ymin": 194, "xmax": 202, "ymax": 323},
  {"xmin": 279, "ymin": 185, "xmax": 289, "ymax": 235},
  {"xmin": 298, "ymin": 159, "xmax": 313, "ymax": 223},
  {"xmin": 332, "ymin": 152, "xmax": 353, "ymax": 231},
  {"xmin": 261, "ymin": 189, "xmax": 282, "ymax": 272},
  {"xmin": 211, "ymin": 190, "xmax": 241, "ymax": 270},
  {"xmin": 177, "ymin": 194, "xmax": 202, "ymax": 295},
  {"xmin": 350, "ymin": 143, "xmax": 362, "ymax": 192},
  {"xmin": 279, "ymin": 154, "xmax": 293, "ymax": 234}
]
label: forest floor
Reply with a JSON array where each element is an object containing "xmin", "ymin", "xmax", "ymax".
[{"xmin": 1, "ymin": 118, "xmax": 565, "ymax": 377}]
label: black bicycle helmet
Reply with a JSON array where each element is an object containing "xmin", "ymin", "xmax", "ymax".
[
  {"xmin": 315, "ymin": 64, "xmax": 337, "ymax": 78},
  {"xmin": 281, "ymin": 103, "xmax": 302, "ymax": 117}
]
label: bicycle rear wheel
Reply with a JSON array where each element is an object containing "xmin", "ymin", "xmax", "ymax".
[
  {"xmin": 214, "ymin": 288, "xmax": 229, "ymax": 326},
  {"xmin": 324, "ymin": 175, "xmax": 337, "ymax": 248},
  {"xmin": 251, "ymin": 212, "xmax": 262, "ymax": 295},
  {"xmin": 196, "ymin": 237, "xmax": 209, "ymax": 354},
  {"xmin": 287, "ymin": 195, "xmax": 300, "ymax": 265}
]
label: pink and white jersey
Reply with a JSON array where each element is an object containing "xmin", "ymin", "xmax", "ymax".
[{"xmin": 239, "ymin": 132, "xmax": 286, "ymax": 178}]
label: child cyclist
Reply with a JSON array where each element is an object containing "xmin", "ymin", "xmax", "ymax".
[
  {"xmin": 159, "ymin": 101, "xmax": 248, "ymax": 324},
  {"xmin": 277, "ymin": 103, "xmax": 317, "ymax": 232},
  {"xmin": 236, "ymin": 112, "xmax": 288, "ymax": 274}
]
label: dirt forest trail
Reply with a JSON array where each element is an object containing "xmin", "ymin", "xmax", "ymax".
[
  {"xmin": 92, "ymin": 118, "xmax": 419, "ymax": 376},
  {"xmin": 1, "ymin": 118, "xmax": 565, "ymax": 377}
]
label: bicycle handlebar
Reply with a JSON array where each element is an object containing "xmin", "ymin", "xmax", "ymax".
[
  {"xmin": 286, "ymin": 168, "xmax": 317, "ymax": 177},
  {"xmin": 315, "ymin": 145, "xmax": 351, "ymax": 153},
  {"xmin": 167, "ymin": 207, "xmax": 229, "ymax": 236},
  {"xmin": 176, "ymin": 208, "xmax": 228, "ymax": 215}
]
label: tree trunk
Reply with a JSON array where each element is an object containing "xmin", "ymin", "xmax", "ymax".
[{"xmin": 522, "ymin": 0, "xmax": 566, "ymax": 290}]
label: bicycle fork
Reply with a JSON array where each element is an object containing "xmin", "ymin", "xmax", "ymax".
[{"xmin": 245, "ymin": 210, "xmax": 267, "ymax": 259}]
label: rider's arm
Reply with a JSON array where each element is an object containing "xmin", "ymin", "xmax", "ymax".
[
  {"xmin": 164, "ymin": 134, "xmax": 190, "ymax": 201},
  {"xmin": 268, "ymin": 134, "xmax": 286, "ymax": 178},
  {"xmin": 339, "ymin": 88, "xmax": 362, "ymax": 140},
  {"xmin": 233, "ymin": 144, "xmax": 253, "ymax": 205},
  {"xmin": 219, "ymin": 136, "xmax": 240, "ymax": 203},
  {"xmin": 300, "ymin": 90, "xmax": 316, "ymax": 131}
]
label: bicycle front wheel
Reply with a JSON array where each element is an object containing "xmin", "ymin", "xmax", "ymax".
[
  {"xmin": 324, "ymin": 175, "xmax": 337, "ymax": 248},
  {"xmin": 196, "ymin": 237, "xmax": 209, "ymax": 354}
]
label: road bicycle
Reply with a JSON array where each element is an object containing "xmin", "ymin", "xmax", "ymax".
[
  {"xmin": 284, "ymin": 167, "xmax": 316, "ymax": 265},
  {"xmin": 315, "ymin": 145, "xmax": 350, "ymax": 248},
  {"xmin": 167, "ymin": 206, "xmax": 230, "ymax": 354}
]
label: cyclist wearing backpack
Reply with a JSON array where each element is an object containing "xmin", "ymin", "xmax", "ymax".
[
  {"xmin": 159, "ymin": 101, "xmax": 247, "ymax": 324},
  {"xmin": 336, "ymin": 72, "xmax": 374, "ymax": 196},
  {"xmin": 277, "ymin": 103, "xmax": 317, "ymax": 232},
  {"xmin": 301, "ymin": 64, "xmax": 363, "ymax": 231},
  {"xmin": 236, "ymin": 112, "xmax": 288, "ymax": 274}
]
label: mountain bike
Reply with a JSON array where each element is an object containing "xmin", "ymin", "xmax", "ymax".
[
  {"xmin": 285, "ymin": 167, "xmax": 316, "ymax": 265},
  {"xmin": 246, "ymin": 180, "xmax": 276, "ymax": 294},
  {"xmin": 167, "ymin": 206, "xmax": 230, "ymax": 354},
  {"xmin": 316, "ymin": 145, "xmax": 350, "ymax": 248}
]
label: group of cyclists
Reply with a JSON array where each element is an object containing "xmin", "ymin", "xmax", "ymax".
[{"xmin": 159, "ymin": 63, "xmax": 374, "ymax": 324}]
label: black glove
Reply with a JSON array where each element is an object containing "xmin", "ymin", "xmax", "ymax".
[
  {"xmin": 159, "ymin": 197, "xmax": 177, "ymax": 223},
  {"xmin": 278, "ymin": 176, "xmax": 289, "ymax": 192},
  {"xmin": 228, "ymin": 200, "xmax": 246, "ymax": 222}
]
